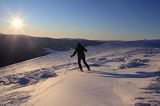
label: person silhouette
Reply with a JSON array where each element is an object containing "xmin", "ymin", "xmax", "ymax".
[{"xmin": 70, "ymin": 43, "xmax": 91, "ymax": 72}]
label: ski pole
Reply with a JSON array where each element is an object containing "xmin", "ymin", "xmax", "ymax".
[{"xmin": 65, "ymin": 57, "xmax": 71, "ymax": 74}]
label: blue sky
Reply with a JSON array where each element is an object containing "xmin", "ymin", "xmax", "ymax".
[{"xmin": 0, "ymin": 0, "xmax": 160, "ymax": 40}]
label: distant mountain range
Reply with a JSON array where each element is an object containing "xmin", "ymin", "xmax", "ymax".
[
  {"xmin": 0, "ymin": 33, "xmax": 160, "ymax": 68},
  {"xmin": 0, "ymin": 33, "xmax": 105, "ymax": 67}
]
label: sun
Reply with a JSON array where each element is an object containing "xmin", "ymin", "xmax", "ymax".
[{"xmin": 10, "ymin": 16, "xmax": 25, "ymax": 30}]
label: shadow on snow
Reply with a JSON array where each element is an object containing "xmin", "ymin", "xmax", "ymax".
[{"xmin": 97, "ymin": 71, "xmax": 160, "ymax": 78}]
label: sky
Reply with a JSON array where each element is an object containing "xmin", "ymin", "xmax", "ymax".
[{"xmin": 0, "ymin": 0, "xmax": 160, "ymax": 40}]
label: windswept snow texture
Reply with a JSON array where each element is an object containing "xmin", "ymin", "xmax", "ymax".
[
  {"xmin": 0, "ymin": 69, "xmax": 57, "ymax": 86},
  {"xmin": 117, "ymin": 59, "xmax": 150, "ymax": 69},
  {"xmin": 0, "ymin": 91, "xmax": 30, "ymax": 106},
  {"xmin": 0, "ymin": 43, "xmax": 160, "ymax": 106}
]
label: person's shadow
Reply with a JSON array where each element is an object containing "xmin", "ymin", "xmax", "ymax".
[{"xmin": 97, "ymin": 71, "xmax": 160, "ymax": 78}]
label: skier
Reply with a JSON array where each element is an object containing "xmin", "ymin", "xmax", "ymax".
[{"xmin": 70, "ymin": 43, "xmax": 91, "ymax": 72}]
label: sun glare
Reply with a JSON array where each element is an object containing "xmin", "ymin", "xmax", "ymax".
[{"xmin": 10, "ymin": 16, "xmax": 25, "ymax": 30}]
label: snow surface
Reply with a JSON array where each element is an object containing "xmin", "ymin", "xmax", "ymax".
[{"xmin": 0, "ymin": 43, "xmax": 160, "ymax": 106}]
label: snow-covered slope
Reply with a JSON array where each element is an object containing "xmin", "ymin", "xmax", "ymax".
[{"xmin": 0, "ymin": 43, "xmax": 160, "ymax": 106}]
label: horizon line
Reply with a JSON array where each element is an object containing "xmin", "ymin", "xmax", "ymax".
[{"xmin": 0, "ymin": 32, "xmax": 160, "ymax": 42}]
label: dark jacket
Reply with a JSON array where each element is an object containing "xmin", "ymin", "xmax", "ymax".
[{"xmin": 71, "ymin": 43, "xmax": 87, "ymax": 58}]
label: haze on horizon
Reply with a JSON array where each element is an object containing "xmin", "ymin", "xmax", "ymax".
[{"xmin": 0, "ymin": 0, "xmax": 160, "ymax": 40}]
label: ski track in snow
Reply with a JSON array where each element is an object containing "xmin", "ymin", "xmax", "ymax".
[{"xmin": 0, "ymin": 44, "xmax": 160, "ymax": 106}]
